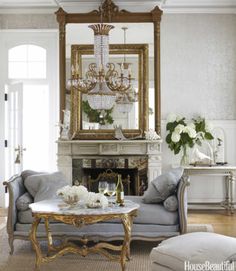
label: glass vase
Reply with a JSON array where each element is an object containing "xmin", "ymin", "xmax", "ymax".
[{"xmin": 180, "ymin": 145, "xmax": 189, "ymax": 166}]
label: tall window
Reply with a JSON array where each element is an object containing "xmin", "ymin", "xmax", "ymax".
[
  {"xmin": 8, "ymin": 45, "xmax": 46, "ymax": 79},
  {"xmin": 6, "ymin": 43, "xmax": 57, "ymax": 172}
]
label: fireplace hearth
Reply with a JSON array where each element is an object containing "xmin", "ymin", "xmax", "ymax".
[
  {"xmin": 57, "ymin": 139, "xmax": 162, "ymax": 193},
  {"xmin": 72, "ymin": 157, "xmax": 148, "ymax": 195}
]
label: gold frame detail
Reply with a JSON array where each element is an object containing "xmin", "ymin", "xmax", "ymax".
[
  {"xmin": 55, "ymin": 0, "xmax": 163, "ymax": 135},
  {"xmin": 29, "ymin": 209, "xmax": 138, "ymax": 271},
  {"xmin": 70, "ymin": 44, "xmax": 149, "ymax": 140}
]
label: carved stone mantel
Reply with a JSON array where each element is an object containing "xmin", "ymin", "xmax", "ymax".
[{"xmin": 57, "ymin": 139, "xmax": 162, "ymax": 184}]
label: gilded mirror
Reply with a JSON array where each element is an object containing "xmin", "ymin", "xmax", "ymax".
[
  {"xmin": 56, "ymin": 2, "xmax": 162, "ymax": 136},
  {"xmin": 70, "ymin": 44, "xmax": 149, "ymax": 140}
]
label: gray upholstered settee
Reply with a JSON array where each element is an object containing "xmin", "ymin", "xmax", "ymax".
[{"xmin": 3, "ymin": 171, "xmax": 189, "ymax": 254}]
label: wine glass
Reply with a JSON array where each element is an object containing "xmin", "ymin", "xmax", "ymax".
[
  {"xmin": 98, "ymin": 181, "xmax": 108, "ymax": 194},
  {"xmin": 106, "ymin": 182, "xmax": 116, "ymax": 205}
]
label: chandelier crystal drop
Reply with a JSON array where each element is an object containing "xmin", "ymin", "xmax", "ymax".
[{"xmin": 87, "ymin": 80, "xmax": 116, "ymax": 110}]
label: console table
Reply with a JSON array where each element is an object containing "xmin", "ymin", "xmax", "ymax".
[
  {"xmin": 184, "ymin": 166, "xmax": 236, "ymax": 214},
  {"xmin": 29, "ymin": 199, "xmax": 139, "ymax": 271}
]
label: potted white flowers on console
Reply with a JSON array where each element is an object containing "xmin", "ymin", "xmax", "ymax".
[{"xmin": 166, "ymin": 114, "xmax": 214, "ymax": 166}]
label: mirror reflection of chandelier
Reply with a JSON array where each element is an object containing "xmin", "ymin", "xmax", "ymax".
[
  {"xmin": 116, "ymin": 86, "xmax": 138, "ymax": 113},
  {"xmin": 67, "ymin": 2, "xmax": 134, "ymax": 111},
  {"xmin": 116, "ymin": 27, "xmax": 137, "ymax": 114}
]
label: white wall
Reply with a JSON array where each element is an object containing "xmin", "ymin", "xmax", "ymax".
[
  {"xmin": 161, "ymin": 14, "xmax": 236, "ymax": 120},
  {"xmin": 160, "ymin": 14, "xmax": 236, "ymax": 203}
]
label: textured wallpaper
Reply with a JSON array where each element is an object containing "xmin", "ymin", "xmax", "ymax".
[
  {"xmin": 161, "ymin": 14, "xmax": 236, "ymax": 120},
  {"xmin": 0, "ymin": 14, "xmax": 57, "ymax": 29}
]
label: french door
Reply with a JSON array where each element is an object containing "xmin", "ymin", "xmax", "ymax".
[{"xmin": 5, "ymin": 82, "xmax": 24, "ymax": 177}]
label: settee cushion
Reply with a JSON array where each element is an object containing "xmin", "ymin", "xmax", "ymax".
[
  {"xmin": 128, "ymin": 196, "xmax": 178, "ymax": 225},
  {"xmin": 24, "ymin": 172, "xmax": 67, "ymax": 201},
  {"xmin": 163, "ymin": 195, "xmax": 178, "ymax": 212},
  {"xmin": 142, "ymin": 168, "xmax": 183, "ymax": 203},
  {"xmin": 16, "ymin": 192, "xmax": 33, "ymax": 211},
  {"xmin": 17, "ymin": 196, "xmax": 178, "ymax": 226}
]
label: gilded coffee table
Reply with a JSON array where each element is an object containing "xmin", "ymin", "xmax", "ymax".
[{"xmin": 29, "ymin": 199, "xmax": 139, "ymax": 271}]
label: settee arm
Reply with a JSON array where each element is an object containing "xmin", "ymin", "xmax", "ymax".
[
  {"xmin": 3, "ymin": 174, "xmax": 26, "ymax": 252},
  {"xmin": 177, "ymin": 175, "xmax": 190, "ymax": 234}
]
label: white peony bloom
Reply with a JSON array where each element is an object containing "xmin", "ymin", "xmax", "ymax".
[
  {"xmin": 174, "ymin": 124, "xmax": 185, "ymax": 134},
  {"xmin": 86, "ymin": 192, "xmax": 108, "ymax": 209},
  {"xmin": 73, "ymin": 185, "xmax": 88, "ymax": 200},
  {"xmin": 176, "ymin": 115, "xmax": 182, "ymax": 122},
  {"xmin": 167, "ymin": 113, "xmax": 177, "ymax": 123},
  {"xmin": 188, "ymin": 122, "xmax": 195, "ymax": 129},
  {"xmin": 205, "ymin": 121, "xmax": 213, "ymax": 132},
  {"xmin": 57, "ymin": 185, "xmax": 88, "ymax": 202},
  {"xmin": 97, "ymin": 194, "xmax": 109, "ymax": 209},
  {"xmin": 171, "ymin": 132, "xmax": 180, "ymax": 143},
  {"xmin": 186, "ymin": 126, "xmax": 197, "ymax": 138}
]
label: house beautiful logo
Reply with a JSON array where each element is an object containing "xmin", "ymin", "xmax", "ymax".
[{"xmin": 184, "ymin": 261, "xmax": 235, "ymax": 271}]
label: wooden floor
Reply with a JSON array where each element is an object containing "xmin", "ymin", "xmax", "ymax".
[
  {"xmin": 0, "ymin": 208, "xmax": 236, "ymax": 237},
  {"xmin": 188, "ymin": 210, "xmax": 236, "ymax": 237}
]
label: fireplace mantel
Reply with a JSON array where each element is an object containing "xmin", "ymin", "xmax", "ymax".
[{"xmin": 57, "ymin": 139, "xmax": 162, "ymax": 184}]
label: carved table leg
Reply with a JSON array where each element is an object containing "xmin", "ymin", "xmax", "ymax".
[
  {"xmin": 121, "ymin": 214, "xmax": 133, "ymax": 271},
  {"xmin": 44, "ymin": 217, "xmax": 54, "ymax": 255},
  {"xmin": 29, "ymin": 216, "xmax": 42, "ymax": 271}
]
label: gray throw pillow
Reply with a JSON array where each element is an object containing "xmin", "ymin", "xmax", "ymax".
[
  {"xmin": 142, "ymin": 183, "xmax": 163, "ymax": 203},
  {"xmin": 16, "ymin": 192, "xmax": 33, "ymax": 211},
  {"xmin": 142, "ymin": 167, "xmax": 183, "ymax": 204},
  {"xmin": 152, "ymin": 167, "xmax": 183, "ymax": 199},
  {"xmin": 163, "ymin": 195, "xmax": 178, "ymax": 212},
  {"xmin": 21, "ymin": 170, "xmax": 41, "ymax": 182},
  {"xmin": 24, "ymin": 171, "xmax": 67, "ymax": 200},
  {"xmin": 34, "ymin": 172, "xmax": 68, "ymax": 202}
]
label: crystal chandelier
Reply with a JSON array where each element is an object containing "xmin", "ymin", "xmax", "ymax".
[
  {"xmin": 67, "ymin": 1, "xmax": 133, "ymax": 111},
  {"xmin": 115, "ymin": 27, "xmax": 137, "ymax": 114}
]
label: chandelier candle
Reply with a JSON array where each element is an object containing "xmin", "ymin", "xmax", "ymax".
[{"xmin": 116, "ymin": 174, "xmax": 124, "ymax": 206}]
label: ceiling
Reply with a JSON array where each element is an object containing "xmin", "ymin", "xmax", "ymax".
[{"xmin": 0, "ymin": 0, "xmax": 236, "ymax": 13}]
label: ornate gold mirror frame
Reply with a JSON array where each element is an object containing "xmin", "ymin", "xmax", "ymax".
[
  {"xmin": 70, "ymin": 44, "xmax": 148, "ymax": 139},
  {"xmin": 56, "ymin": 0, "xmax": 162, "ymax": 136}
]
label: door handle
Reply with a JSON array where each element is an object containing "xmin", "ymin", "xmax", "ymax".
[{"xmin": 14, "ymin": 145, "xmax": 26, "ymax": 164}]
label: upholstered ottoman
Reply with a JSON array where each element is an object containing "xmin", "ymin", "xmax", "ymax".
[{"xmin": 150, "ymin": 232, "xmax": 236, "ymax": 271}]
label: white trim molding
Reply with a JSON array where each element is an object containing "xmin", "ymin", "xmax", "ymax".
[{"xmin": 0, "ymin": 0, "xmax": 236, "ymax": 14}]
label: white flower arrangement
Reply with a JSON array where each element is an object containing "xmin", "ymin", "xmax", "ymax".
[
  {"xmin": 144, "ymin": 129, "xmax": 161, "ymax": 140},
  {"xmin": 166, "ymin": 114, "xmax": 214, "ymax": 155},
  {"xmin": 57, "ymin": 185, "xmax": 88, "ymax": 205},
  {"xmin": 86, "ymin": 192, "xmax": 108, "ymax": 209},
  {"xmin": 57, "ymin": 185, "xmax": 108, "ymax": 209}
]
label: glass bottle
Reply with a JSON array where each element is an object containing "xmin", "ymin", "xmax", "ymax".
[{"xmin": 116, "ymin": 174, "xmax": 124, "ymax": 206}]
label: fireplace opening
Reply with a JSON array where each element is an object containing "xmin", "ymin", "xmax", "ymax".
[{"xmin": 72, "ymin": 157, "xmax": 148, "ymax": 195}]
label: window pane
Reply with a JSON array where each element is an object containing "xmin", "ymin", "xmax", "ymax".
[
  {"xmin": 8, "ymin": 62, "xmax": 27, "ymax": 79},
  {"xmin": 28, "ymin": 62, "xmax": 46, "ymax": 79},
  {"xmin": 9, "ymin": 45, "xmax": 27, "ymax": 61},
  {"xmin": 28, "ymin": 45, "xmax": 46, "ymax": 62}
]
